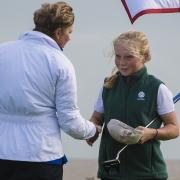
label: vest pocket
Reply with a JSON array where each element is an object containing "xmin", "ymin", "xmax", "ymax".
[{"xmin": 127, "ymin": 142, "xmax": 152, "ymax": 174}]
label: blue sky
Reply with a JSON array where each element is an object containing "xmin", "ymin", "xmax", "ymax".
[{"xmin": 0, "ymin": 0, "xmax": 180, "ymax": 159}]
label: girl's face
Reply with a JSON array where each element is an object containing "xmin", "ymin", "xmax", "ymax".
[{"xmin": 114, "ymin": 44, "xmax": 144, "ymax": 77}]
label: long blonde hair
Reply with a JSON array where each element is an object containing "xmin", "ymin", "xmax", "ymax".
[{"xmin": 104, "ymin": 31, "xmax": 151, "ymax": 88}]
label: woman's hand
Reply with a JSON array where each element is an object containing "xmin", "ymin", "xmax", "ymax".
[
  {"xmin": 86, "ymin": 111, "xmax": 103, "ymax": 146},
  {"xmin": 86, "ymin": 125, "xmax": 102, "ymax": 146}
]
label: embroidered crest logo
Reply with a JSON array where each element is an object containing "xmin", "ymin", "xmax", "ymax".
[{"xmin": 137, "ymin": 91, "xmax": 145, "ymax": 101}]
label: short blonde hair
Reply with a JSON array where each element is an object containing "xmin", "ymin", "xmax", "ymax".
[
  {"xmin": 33, "ymin": 1, "xmax": 74, "ymax": 37},
  {"xmin": 104, "ymin": 31, "xmax": 151, "ymax": 88}
]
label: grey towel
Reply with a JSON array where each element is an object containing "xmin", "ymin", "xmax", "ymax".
[{"xmin": 107, "ymin": 119, "xmax": 143, "ymax": 144}]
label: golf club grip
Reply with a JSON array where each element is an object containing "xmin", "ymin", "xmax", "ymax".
[{"xmin": 173, "ymin": 93, "xmax": 180, "ymax": 104}]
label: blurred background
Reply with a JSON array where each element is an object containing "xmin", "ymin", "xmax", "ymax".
[{"xmin": 0, "ymin": 0, "xmax": 179, "ymax": 161}]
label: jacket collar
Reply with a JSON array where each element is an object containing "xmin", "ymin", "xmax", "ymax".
[{"xmin": 18, "ymin": 31, "xmax": 63, "ymax": 52}]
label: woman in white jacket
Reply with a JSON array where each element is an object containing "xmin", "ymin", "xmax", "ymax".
[{"xmin": 0, "ymin": 2, "xmax": 100, "ymax": 180}]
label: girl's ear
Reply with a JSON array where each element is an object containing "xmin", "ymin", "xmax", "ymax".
[{"xmin": 143, "ymin": 52, "xmax": 149, "ymax": 62}]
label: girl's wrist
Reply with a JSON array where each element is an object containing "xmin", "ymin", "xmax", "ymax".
[{"xmin": 153, "ymin": 129, "xmax": 158, "ymax": 139}]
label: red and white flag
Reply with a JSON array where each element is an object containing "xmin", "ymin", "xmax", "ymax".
[{"xmin": 121, "ymin": 0, "xmax": 180, "ymax": 23}]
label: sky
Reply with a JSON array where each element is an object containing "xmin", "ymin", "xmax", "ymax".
[{"xmin": 0, "ymin": 0, "xmax": 180, "ymax": 159}]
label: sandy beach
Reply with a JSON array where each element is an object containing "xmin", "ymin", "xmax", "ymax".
[{"xmin": 63, "ymin": 159, "xmax": 180, "ymax": 180}]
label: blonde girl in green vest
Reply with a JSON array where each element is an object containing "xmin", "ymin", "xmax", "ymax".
[{"xmin": 87, "ymin": 31, "xmax": 179, "ymax": 180}]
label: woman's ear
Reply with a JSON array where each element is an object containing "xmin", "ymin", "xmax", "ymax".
[{"xmin": 53, "ymin": 28, "xmax": 62, "ymax": 40}]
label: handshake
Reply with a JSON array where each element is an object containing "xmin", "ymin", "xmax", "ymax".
[{"xmin": 86, "ymin": 124, "xmax": 102, "ymax": 146}]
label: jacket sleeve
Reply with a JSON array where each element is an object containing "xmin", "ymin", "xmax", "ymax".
[{"xmin": 55, "ymin": 57, "xmax": 96, "ymax": 139}]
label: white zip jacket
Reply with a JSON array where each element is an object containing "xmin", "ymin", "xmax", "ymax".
[{"xmin": 0, "ymin": 31, "xmax": 95, "ymax": 162}]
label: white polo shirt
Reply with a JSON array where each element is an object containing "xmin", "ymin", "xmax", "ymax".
[{"xmin": 94, "ymin": 83, "xmax": 174, "ymax": 115}]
